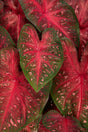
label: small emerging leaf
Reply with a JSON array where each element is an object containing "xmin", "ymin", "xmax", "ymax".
[{"xmin": 18, "ymin": 24, "xmax": 63, "ymax": 92}]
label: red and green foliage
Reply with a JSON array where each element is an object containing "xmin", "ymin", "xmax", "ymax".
[
  {"xmin": 0, "ymin": 0, "xmax": 88, "ymax": 131},
  {"xmin": 19, "ymin": 0, "xmax": 79, "ymax": 46},
  {"xmin": 18, "ymin": 24, "xmax": 63, "ymax": 92}
]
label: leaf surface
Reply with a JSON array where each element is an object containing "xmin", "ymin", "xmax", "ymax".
[
  {"xmin": 0, "ymin": 47, "xmax": 51, "ymax": 131},
  {"xmin": 51, "ymin": 39, "xmax": 88, "ymax": 129},
  {"xmin": 19, "ymin": 0, "xmax": 79, "ymax": 46},
  {"xmin": 0, "ymin": 26, "xmax": 15, "ymax": 50},
  {"xmin": 18, "ymin": 24, "xmax": 63, "ymax": 92},
  {"xmin": 42, "ymin": 110, "xmax": 81, "ymax": 132}
]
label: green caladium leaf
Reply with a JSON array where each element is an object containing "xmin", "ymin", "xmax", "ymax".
[
  {"xmin": 0, "ymin": 47, "xmax": 52, "ymax": 132},
  {"xmin": 0, "ymin": 26, "xmax": 15, "ymax": 50},
  {"xmin": 51, "ymin": 39, "xmax": 88, "ymax": 129},
  {"xmin": 19, "ymin": 0, "xmax": 79, "ymax": 47},
  {"xmin": 18, "ymin": 24, "xmax": 63, "ymax": 92}
]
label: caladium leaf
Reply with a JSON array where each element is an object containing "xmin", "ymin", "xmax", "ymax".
[
  {"xmin": 62, "ymin": 0, "xmax": 88, "ymax": 58},
  {"xmin": 0, "ymin": 0, "xmax": 26, "ymax": 43},
  {"xmin": 0, "ymin": 47, "xmax": 51, "ymax": 132},
  {"xmin": 19, "ymin": 0, "xmax": 79, "ymax": 46},
  {"xmin": 0, "ymin": 26, "xmax": 15, "ymax": 50},
  {"xmin": 42, "ymin": 110, "xmax": 81, "ymax": 132},
  {"xmin": 18, "ymin": 24, "xmax": 63, "ymax": 92},
  {"xmin": 51, "ymin": 39, "xmax": 88, "ymax": 129}
]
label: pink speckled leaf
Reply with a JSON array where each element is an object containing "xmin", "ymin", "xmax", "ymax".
[
  {"xmin": 19, "ymin": 0, "xmax": 79, "ymax": 46},
  {"xmin": 42, "ymin": 110, "xmax": 81, "ymax": 132},
  {"xmin": 51, "ymin": 39, "xmax": 88, "ymax": 129},
  {"xmin": 0, "ymin": 47, "xmax": 51, "ymax": 131},
  {"xmin": 0, "ymin": 26, "xmax": 15, "ymax": 50},
  {"xmin": 18, "ymin": 24, "xmax": 63, "ymax": 92}
]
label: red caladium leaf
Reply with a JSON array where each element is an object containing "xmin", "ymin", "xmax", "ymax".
[
  {"xmin": 19, "ymin": 0, "xmax": 79, "ymax": 46},
  {"xmin": 0, "ymin": 0, "xmax": 26, "ymax": 43},
  {"xmin": 42, "ymin": 110, "xmax": 81, "ymax": 132},
  {"xmin": 62, "ymin": 0, "xmax": 88, "ymax": 58},
  {"xmin": 0, "ymin": 26, "xmax": 15, "ymax": 50},
  {"xmin": 18, "ymin": 24, "xmax": 63, "ymax": 92},
  {"xmin": 0, "ymin": 47, "xmax": 51, "ymax": 131},
  {"xmin": 51, "ymin": 39, "xmax": 88, "ymax": 129}
]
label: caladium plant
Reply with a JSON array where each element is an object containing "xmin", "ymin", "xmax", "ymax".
[
  {"xmin": 51, "ymin": 39, "xmax": 88, "ymax": 129},
  {"xmin": 18, "ymin": 0, "xmax": 79, "ymax": 47},
  {"xmin": 0, "ymin": 0, "xmax": 88, "ymax": 131},
  {"xmin": 18, "ymin": 24, "xmax": 63, "ymax": 92}
]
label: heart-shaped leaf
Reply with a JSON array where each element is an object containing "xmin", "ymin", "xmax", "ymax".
[
  {"xmin": 18, "ymin": 24, "xmax": 63, "ymax": 92},
  {"xmin": 51, "ymin": 39, "xmax": 88, "ymax": 129},
  {"xmin": 0, "ymin": 47, "xmax": 51, "ymax": 131},
  {"xmin": 19, "ymin": 0, "xmax": 79, "ymax": 46},
  {"xmin": 42, "ymin": 110, "xmax": 81, "ymax": 132},
  {"xmin": 0, "ymin": 26, "xmax": 15, "ymax": 50}
]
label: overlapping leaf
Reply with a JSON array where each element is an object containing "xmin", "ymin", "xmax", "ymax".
[
  {"xmin": 42, "ymin": 110, "xmax": 81, "ymax": 132},
  {"xmin": 0, "ymin": 47, "xmax": 51, "ymax": 132},
  {"xmin": 51, "ymin": 39, "xmax": 88, "ymax": 129},
  {"xmin": 0, "ymin": 26, "xmax": 15, "ymax": 50},
  {"xmin": 19, "ymin": 0, "xmax": 79, "ymax": 46},
  {"xmin": 62, "ymin": 0, "xmax": 88, "ymax": 58},
  {"xmin": 0, "ymin": 0, "xmax": 26, "ymax": 43},
  {"xmin": 18, "ymin": 24, "xmax": 63, "ymax": 92}
]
